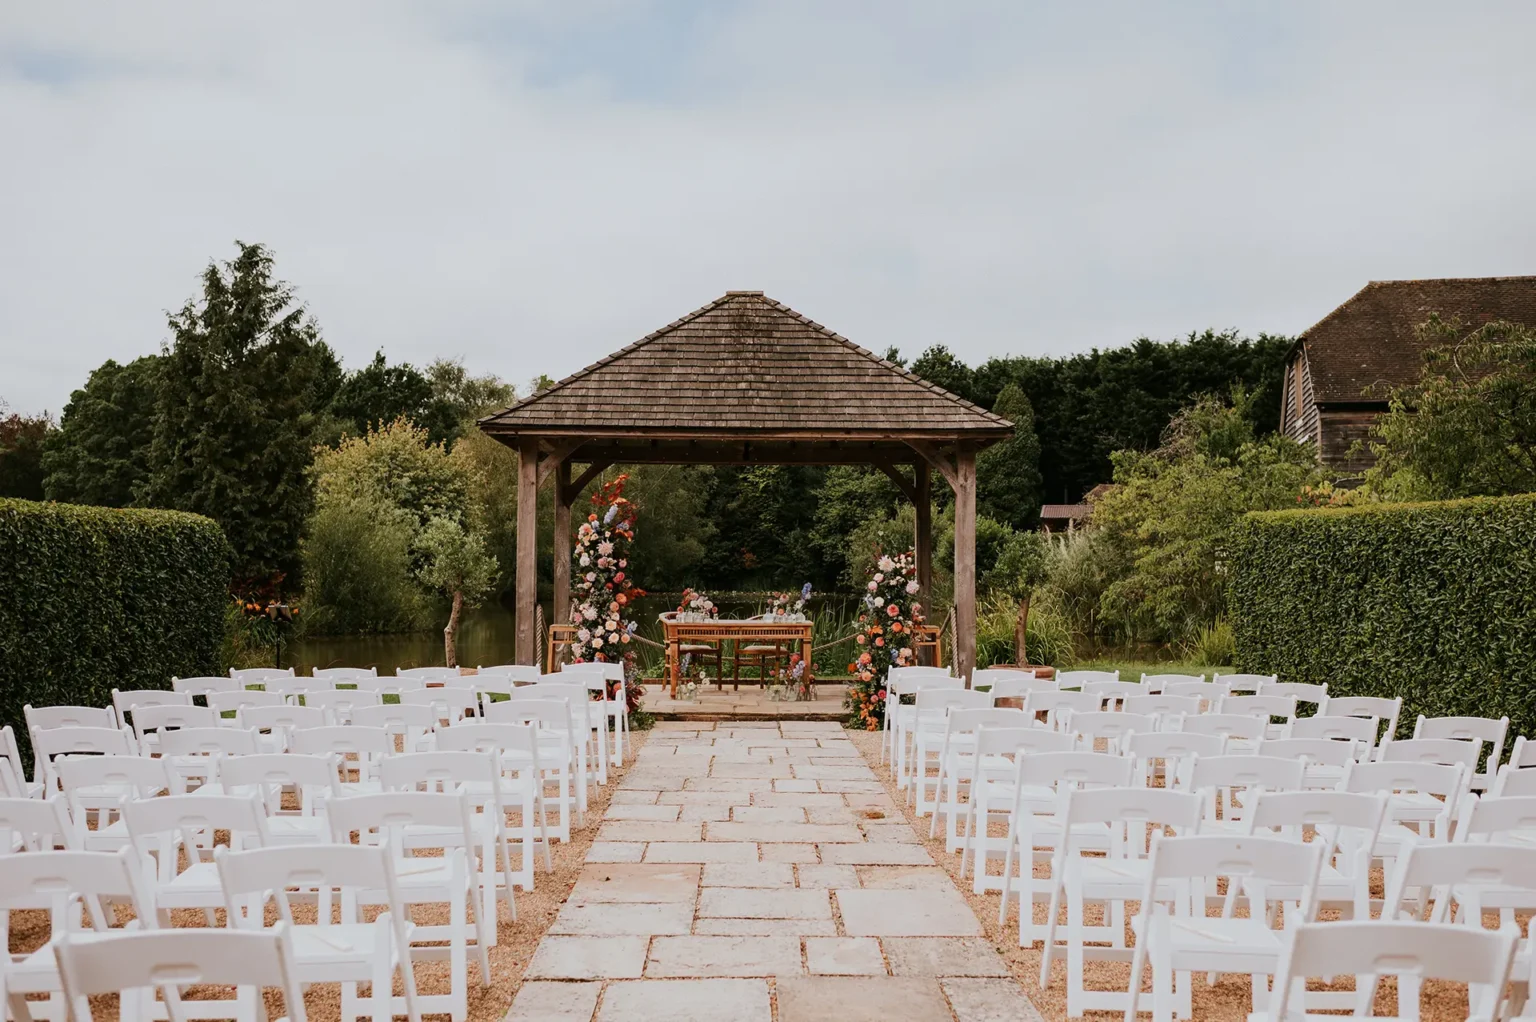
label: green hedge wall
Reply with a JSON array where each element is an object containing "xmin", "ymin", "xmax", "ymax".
[
  {"xmin": 0, "ymin": 499, "xmax": 230, "ymax": 750},
  {"xmin": 1230, "ymin": 494, "xmax": 1536, "ymax": 742}
]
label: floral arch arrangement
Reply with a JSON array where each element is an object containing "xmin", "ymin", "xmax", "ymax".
[{"xmin": 846, "ymin": 551, "xmax": 924, "ymax": 730}]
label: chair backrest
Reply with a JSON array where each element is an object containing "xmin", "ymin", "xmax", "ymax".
[
  {"xmin": 1245, "ymin": 790, "xmax": 1386, "ymax": 870},
  {"xmin": 0, "ymin": 795, "xmax": 77, "ymax": 850},
  {"xmin": 56, "ymin": 753, "xmax": 169, "ymax": 807},
  {"xmin": 158, "ymin": 726, "xmax": 261, "ymax": 759},
  {"xmin": 1127, "ymin": 730, "xmax": 1226, "ymax": 764},
  {"xmin": 1177, "ymin": 713, "xmax": 1266, "ymax": 742},
  {"xmin": 172, "ymin": 676, "xmax": 239, "ymax": 697},
  {"xmin": 1022, "ymin": 689, "xmax": 1100, "ymax": 726},
  {"xmin": 480, "ymin": 664, "xmax": 545, "ymax": 684},
  {"xmin": 914, "ymin": 687, "xmax": 992, "ymax": 715},
  {"xmin": 1069, "ymin": 711, "xmax": 1156, "ymax": 752},
  {"xmin": 943, "ymin": 707, "xmax": 1027, "ymax": 739},
  {"xmin": 237, "ymin": 702, "xmax": 325, "ymax": 733},
  {"xmin": 1219, "ymin": 693, "xmax": 1297, "ymax": 723},
  {"xmin": 1054, "ymin": 669, "xmax": 1119, "ymax": 689},
  {"xmin": 471, "ymin": 675, "xmax": 518, "ymax": 700},
  {"xmin": 34, "ymin": 725, "xmax": 137, "ymax": 768},
  {"xmin": 0, "ymin": 725, "xmax": 32, "ymax": 796},
  {"xmin": 485, "ymin": 697, "xmax": 573, "ymax": 737},
  {"xmin": 0, "ymin": 846, "xmax": 151, "ymax": 918},
  {"xmin": 1058, "ymin": 786, "xmax": 1203, "ymax": 860},
  {"xmin": 355, "ymin": 674, "xmax": 427, "ymax": 694},
  {"xmin": 1264, "ymin": 681, "xmax": 1328, "ymax": 711},
  {"xmin": 377, "ymin": 749, "xmax": 500, "ymax": 793},
  {"xmin": 1511, "ymin": 735, "xmax": 1536, "ymax": 769},
  {"xmin": 126, "ymin": 794, "xmax": 271, "ymax": 880},
  {"xmin": 1123, "ymin": 693, "xmax": 1201, "ymax": 722},
  {"xmin": 217, "ymin": 754, "xmax": 339, "ymax": 816},
  {"xmin": 26, "ymin": 703, "xmax": 117, "ymax": 732},
  {"xmin": 974, "ymin": 669, "xmax": 1055, "ymax": 701},
  {"xmin": 264, "ymin": 675, "xmax": 334, "ymax": 696},
  {"xmin": 887, "ymin": 665, "xmax": 954, "ymax": 686},
  {"xmin": 288, "ymin": 724, "xmax": 393, "ymax": 758},
  {"xmin": 1458, "ymin": 794, "xmax": 1536, "ymax": 843},
  {"xmin": 1379, "ymin": 737, "xmax": 1481, "ymax": 771},
  {"xmin": 400, "ymin": 685, "xmax": 480, "ymax": 721},
  {"xmin": 1084, "ymin": 679, "xmax": 1149, "ymax": 699},
  {"xmin": 230, "ymin": 667, "xmax": 295, "ymax": 685},
  {"xmin": 559, "ymin": 660, "xmax": 624, "ymax": 682},
  {"xmin": 1256, "ymin": 737, "xmax": 1360, "ymax": 769},
  {"xmin": 1141, "ymin": 673, "xmax": 1204, "ymax": 692},
  {"xmin": 1383, "ymin": 842, "xmax": 1536, "ymax": 923},
  {"xmin": 310, "ymin": 666, "xmax": 378, "ymax": 683},
  {"xmin": 111, "ymin": 688, "xmax": 191, "ymax": 727},
  {"xmin": 1288, "ymin": 714, "xmax": 1377, "ymax": 745},
  {"xmin": 1269, "ymin": 921, "xmax": 1516, "ymax": 1022},
  {"xmin": 131, "ymin": 703, "xmax": 218, "ymax": 739},
  {"xmin": 208, "ymin": 689, "xmax": 286, "ymax": 715},
  {"xmin": 1413, "ymin": 714, "xmax": 1508, "ymax": 770},
  {"xmin": 1145, "ymin": 833, "xmax": 1323, "ymax": 914},
  {"xmin": 302, "ymin": 688, "xmax": 383, "ymax": 718},
  {"xmin": 1213, "ymin": 672, "xmax": 1276, "ymax": 693},
  {"xmin": 1324, "ymin": 695, "xmax": 1402, "ymax": 743},
  {"xmin": 1343, "ymin": 759, "xmax": 1467, "ymax": 803},
  {"xmin": 973, "ymin": 724, "xmax": 1073, "ymax": 759},
  {"xmin": 326, "ymin": 789, "xmax": 477, "ymax": 860},
  {"xmin": 54, "ymin": 926, "xmax": 309, "ymax": 1022},
  {"xmin": 431, "ymin": 720, "xmax": 539, "ymax": 759},
  {"xmin": 352, "ymin": 700, "xmax": 439, "ymax": 732},
  {"xmin": 396, "ymin": 666, "xmax": 467, "ymax": 682},
  {"xmin": 1184, "ymin": 755, "xmax": 1305, "ymax": 824},
  {"xmin": 1492, "ymin": 762, "xmax": 1536, "ymax": 797},
  {"xmin": 1017, "ymin": 751, "xmax": 1135, "ymax": 789}
]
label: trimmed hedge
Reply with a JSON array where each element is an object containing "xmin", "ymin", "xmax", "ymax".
[
  {"xmin": 0, "ymin": 499, "xmax": 230, "ymax": 752},
  {"xmin": 1230, "ymin": 494, "xmax": 1536, "ymax": 742}
]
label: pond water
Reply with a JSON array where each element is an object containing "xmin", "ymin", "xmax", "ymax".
[{"xmin": 286, "ymin": 594, "xmax": 862, "ymax": 674}]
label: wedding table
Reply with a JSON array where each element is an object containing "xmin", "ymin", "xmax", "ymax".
[{"xmin": 662, "ymin": 615, "xmax": 814, "ymax": 697}]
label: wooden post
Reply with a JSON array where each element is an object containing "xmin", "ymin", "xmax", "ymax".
[
  {"xmin": 914, "ymin": 460, "xmax": 932, "ymax": 604},
  {"xmin": 953, "ymin": 446, "xmax": 977, "ymax": 685},
  {"xmin": 515, "ymin": 437, "xmax": 539, "ymax": 665},
  {"xmin": 553, "ymin": 460, "xmax": 572, "ymax": 642}
]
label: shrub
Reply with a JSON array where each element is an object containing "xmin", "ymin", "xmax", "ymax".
[
  {"xmin": 1230, "ymin": 494, "xmax": 1536, "ymax": 740},
  {"xmin": 301, "ymin": 497, "xmax": 431, "ymax": 634},
  {"xmin": 0, "ymin": 498, "xmax": 230, "ymax": 752}
]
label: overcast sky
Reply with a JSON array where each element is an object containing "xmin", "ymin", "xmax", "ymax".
[{"xmin": 4, "ymin": 2, "xmax": 1535, "ymax": 416}]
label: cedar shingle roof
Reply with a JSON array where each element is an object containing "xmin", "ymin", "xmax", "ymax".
[
  {"xmin": 479, "ymin": 291, "xmax": 1011, "ymax": 440},
  {"xmin": 1301, "ymin": 276, "xmax": 1536, "ymax": 404}
]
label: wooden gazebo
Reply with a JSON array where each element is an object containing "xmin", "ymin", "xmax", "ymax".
[{"xmin": 477, "ymin": 291, "xmax": 1013, "ymax": 680}]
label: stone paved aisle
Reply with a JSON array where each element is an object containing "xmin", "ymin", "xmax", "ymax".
[{"xmin": 506, "ymin": 720, "xmax": 1046, "ymax": 1022}]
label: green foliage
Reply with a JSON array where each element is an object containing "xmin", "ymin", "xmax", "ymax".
[
  {"xmin": 807, "ymin": 466, "xmax": 903, "ymax": 586},
  {"xmin": 0, "ymin": 499, "xmax": 230, "ymax": 755},
  {"xmin": 331, "ymin": 351, "xmax": 435, "ymax": 440},
  {"xmin": 1040, "ymin": 529, "xmax": 1127, "ymax": 645},
  {"xmin": 910, "ymin": 344, "xmax": 977, "ymax": 403},
  {"xmin": 977, "ymin": 384, "xmax": 1043, "ymax": 529},
  {"xmin": 620, "ymin": 466, "xmax": 714, "ymax": 591},
  {"xmin": 1367, "ymin": 317, "xmax": 1536, "ymax": 499},
  {"xmin": 1230, "ymin": 495, "xmax": 1536, "ymax": 740},
  {"xmin": 985, "ymin": 529, "xmax": 1049, "ymax": 601},
  {"xmin": 698, "ymin": 465, "xmax": 829, "ymax": 589},
  {"xmin": 976, "ymin": 591, "xmax": 1075, "ymax": 669},
  {"xmin": 42, "ymin": 356, "xmax": 161, "ymax": 507},
  {"xmin": 0, "ymin": 406, "xmax": 53, "ymax": 500},
  {"xmin": 310, "ymin": 419, "xmax": 476, "ymax": 533},
  {"xmin": 142, "ymin": 242, "xmax": 342, "ymax": 586},
  {"xmin": 972, "ymin": 330, "xmax": 1293, "ymax": 504},
  {"xmin": 1091, "ymin": 392, "xmax": 1324, "ymax": 641},
  {"xmin": 415, "ymin": 516, "xmax": 497, "ymax": 608},
  {"xmin": 1183, "ymin": 617, "xmax": 1235, "ymax": 667}
]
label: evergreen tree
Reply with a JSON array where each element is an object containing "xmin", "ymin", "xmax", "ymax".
[
  {"xmin": 331, "ymin": 351, "xmax": 434, "ymax": 439},
  {"xmin": 0, "ymin": 405, "xmax": 53, "ymax": 500},
  {"xmin": 976, "ymin": 383, "xmax": 1043, "ymax": 529},
  {"xmin": 909, "ymin": 344, "xmax": 977, "ymax": 403},
  {"xmin": 41, "ymin": 355, "xmax": 161, "ymax": 506},
  {"xmin": 142, "ymin": 242, "xmax": 341, "ymax": 587}
]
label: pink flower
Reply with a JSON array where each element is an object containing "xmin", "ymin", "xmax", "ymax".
[
  {"xmin": 906, "ymin": 580, "xmax": 919, "ymax": 595},
  {"xmin": 887, "ymin": 604, "xmax": 900, "ymax": 617}
]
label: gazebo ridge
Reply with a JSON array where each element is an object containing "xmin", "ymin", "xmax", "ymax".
[{"xmin": 478, "ymin": 290, "xmax": 1014, "ymax": 680}]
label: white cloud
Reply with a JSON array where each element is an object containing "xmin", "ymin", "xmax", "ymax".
[{"xmin": 2, "ymin": 1, "xmax": 1535, "ymax": 415}]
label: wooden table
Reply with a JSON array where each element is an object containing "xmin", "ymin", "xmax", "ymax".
[{"xmin": 664, "ymin": 618, "xmax": 814, "ymax": 697}]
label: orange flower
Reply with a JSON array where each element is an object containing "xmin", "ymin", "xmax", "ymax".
[{"xmin": 891, "ymin": 622, "xmax": 903, "ymax": 633}]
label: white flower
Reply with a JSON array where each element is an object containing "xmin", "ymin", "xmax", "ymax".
[
  {"xmin": 906, "ymin": 581, "xmax": 919, "ymax": 594},
  {"xmin": 579, "ymin": 555, "xmax": 590, "ymax": 567},
  {"xmin": 583, "ymin": 607, "xmax": 598, "ymax": 621},
  {"xmin": 598, "ymin": 541, "xmax": 614, "ymax": 556},
  {"xmin": 577, "ymin": 628, "xmax": 591, "ymax": 642},
  {"xmin": 592, "ymin": 636, "xmax": 604, "ymax": 648},
  {"xmin": 873, "ymin": 573, "xmax": 884, "ymax": 583},
  {"xmin": 874, "ymin": 597, "xmax": 884, "ymax": 607},
  {"xmin": 866, "ymin": 581, "xmax": 878, "ymax": 592},
  {"xmin": 878, "ymin": 556, "xmax": 895, "ymax": 573},
  {"xmin": 585, "ymin": 572, "xmax": 596, "ymax": 583}
]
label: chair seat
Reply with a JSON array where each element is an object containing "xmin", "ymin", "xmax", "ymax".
[
  {"xmin": 1133, "ymin": 913, "xmax": 1286, "ymax": 957},
  {"xmin": 681, "ymin": 644, "xmax": 721, "ymax": 653},
  {"xmin": 289, "ymin": 922, "xmax": 391, "ymax": 966},
  {"xmin": 266, "ymin": 816, "xmax": 329, "ymax": 842},
  {"xmin": 737, "ymin": 645, "xmax": 781, "ymax": 655},
  {"xmin": 11, "ymin": 931, "xmax": 123, "ymax": 990}
]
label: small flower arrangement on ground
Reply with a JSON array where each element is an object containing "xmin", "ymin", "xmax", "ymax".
[
  {"xmin": 768, "ymin": 583, "xmax": 813, "ymax": 621},
  {"xmin": 569, "ymin": 474, "xmax": 647, "ymax": 669},
  {"xmin": 676, "ymin": 588, "xmax": 718, "ymax": 622},
  {"xmin": 845, "ymin": 552, "xmax": 924, "ymax": 730}
]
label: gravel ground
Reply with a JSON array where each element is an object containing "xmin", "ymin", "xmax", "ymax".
[
  {"xmin": 7, "ymin": 729, "xmax": 649, "ymax": 1022},
  {"xmin": 843, "ymin": 727, "xmax": 1474, "ymax": 1022}
]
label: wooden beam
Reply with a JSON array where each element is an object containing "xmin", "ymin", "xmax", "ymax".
[
  {"xmin": 874, "ymin": 462, "xmax": 918, "ymax": 504},
  {"xmin": 552, "ymin": 459, "xmax": 572, "ymax": 642},
  {"xmin": 953, "ymin": 447, "xmax": 977, "ymax": 685},
  {"xmin": 562, "ymin": 460, "xmax": 613, "ymax": 505},
  {"xmin": 536, "ymin": 439, "xmax": 584, "ymax": 488},
  {"xmin": 914, "ymin": 460, "xmax": 932, "ymax": 638},
  {"xmin": 515, "ymin": 437, "xmax": 539, "ymax": 665},
  {"xmin": 907, "ymin": 440, "xmax": 959, "ymax": 490}
]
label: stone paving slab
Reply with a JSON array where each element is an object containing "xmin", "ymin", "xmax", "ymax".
[{"xmin": 500, "ymin": 721, "xmax": 1045, "ymax": 1022}]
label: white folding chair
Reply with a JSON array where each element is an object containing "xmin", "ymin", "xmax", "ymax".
[
  {"xmin": 288, "ymin": 725, "xmax": 393, "ymax": 795},
  {"xmin": 1069, "ymin": 711, "xmax": 1156, "ymax": 755},
  {"xmin": 477, "ymin": 665, "xmax": 542, "ymax": 685},
  {"xmin": 304, "ymin": 687, "xmax": 383, "ymax": 724},
  {"xmin": 431, "ymin": 723, "xmax": 554, "ymax": 882},
  {"xmin": 1214, "ymin": 672, "xmax": 1276, "ymax": 694},
  {"xmin": 1084, "ymin": 679, "xmax": 1151, "ymax": 710},
  {"xmin": 1412, "ymin": 715, "xmax": 1509, "ymax": 792},
  {"xmin": 1495, "ymin": 760, "xmax": 1536, "ymax": 797},
  {"xmin": 1290, "ymin": 712, "xmax": 1378, "ymax": 748},
  {"xmin": 975, "ymin": 669, "xmax": 1056, "ymax": 707},
  {"xmin": 32, "ymin": 725, "xmax": 138, "ymax": 795},
  {"xmin": 1055, "ymin": 669, "xmax": 1119, "ymax": 690},
  {"xmin": 129, "ymin": 703, "xmax": 219, "ymax": 754},
  {"xmin": 54, "ymin": 926, "xmax": 308, "ymax": 1022},
  {"xmin": 1177, "ymin": 712, "xmax": 1267, "ymax": 750},
  {"xmin": 158, "ymin": 726, "xmax": 262, "ymax": 792},
  {"xmin": 55, "ymin": 754, "xmax": 169, "ymax": 850},
  {"xmin": 1141, "ymin": 673, "xmax": 1204, "ymax": 694},
  {"xmin": 217, "ymin": 844, "xmax": 421, "ymax": 1022},
  {"xmin": 1457, "ymin": 793, "xmax": 1536, "ymax": 846},
  {"xmin": 1268, "ymin": 921, "xmax": 1517, "ymax": 1022},
  {"xmin": 1381, "ymin": 736, "xmax": 1482, "ymax": 772},
  {"xmin": 485, "ymin": 698, "xmax": 579, "ymax": 838},
  {"xmin": 1511, "ymin": 735, "xmax": 1536, "ymax": 770},
  {"xmin": 216, "ymin": 753, "xmax": 340, "ymax": 845},
  {"xmin": 111, "ymin": 688, "xmax": 192, "ymax": 731},
  {"xmin": 0, "ymin": 725, "xmax": 41, "ymax": 798},
  {"xmin": 208, "ymin": 689, "xmax": 286, "ymax": 720},
  {"xmin": 1124, "ymin": 694, "xmax": 1202, "ymax": 731},
  {"xmin": 960, "ymin": 725, "xmax": 1076, "ymax": 892},
  {"xmin": 125, "ymin": 793, "xmax": 271, "ymax": 925},
  {"xmin": 1, "ymin": 848, "xmax": 157, "ymax": 1022},
  {"xmin": 1342, "ymin": 760, "xmax": 1468, "ymax": 867},
  {"xmin": 1218, "ymin": 694, "xmax": 1297, "ymax": 743},
  {"xmin": 1182, "ymin": 754, "xmax": 1305, "ymax": 835},
  {"xmin": 0, "ymin": 794, "xmax": 77, "ymax": 852},
  {"xmin": 230, "ymin": 667, "xmax": 296, "ymax": 687},
  {"xmin": 1243, "ymin": 790, "xmax": 1386, "ymax": 923},
  {"xmin": 396, "ymin": 667, "xmax": 466, "ymax": 683},
  {"xmin": 401, "ymin": 685, "xmax": 480, "ymax": 725},
  {"xmin": 927, "ymin": 707, "xmax": 1027, "ymax": 848},
  {"xmin": 910, "ymin": 688, "xmax": 993, "ymax": 812},
  {"xmin": 326, "ymin": 791, "xmax": 490, "ymax": 1022},
  {"xmin": 238, "ymin": 702, "xmax": 326, "ymax": 753},
  {"xmin": 24, "ymin": 705, "xmax": 118, "ymax": 782},
  {"xmin": 1128, "ymin": 730, "xmax": 1225, "ymax": 789},
  {"xmin": 546, "ymin": 662, "xmax": 622, "ymax": 770},
  {"xmin": 312, "ymin": 666, "xmax": 379, "ymax": 684},
  {"xmin": 883, "ymin": 666, "xmax": 957, "ymax": 767},
  {"xmin": 1022, "ymin": 689, "xmax": 1101, "ymax": 731},
  {"xmin": 531, "ymin": 675, "xmax": 607, "ymax": 787},
  {"xmin": 353, "ymin": 701, "xmax": 438, "ymax": 752},
  {"xmin": 1125, "ymin": 834, "xmax": 1324, "ymax": 1022},
  {"xmin": 998, "ymin": 751, "xmax": 1135, "ymax": 946},
  {"xmin": 1257, "ymin": 736, "xmax": 1362, "ymax": 790},
  {"xmin": 1040, "ymin": 786, "xmax": 1203, "ymax": 1017},
  {"xmin": 356, "ymin": 674, "xmax": 428, "ymax": 697},
  {"xmin": 1265, "ymin": 681, "xmax": 1328, "ymax": 717},
  {"xmin": 173, "ymin": 676, "xmax": 240, "ymax": 698},
  {"xmin": 1324, "ymin": 694, "xmax": 1403, "ymax": 751}
]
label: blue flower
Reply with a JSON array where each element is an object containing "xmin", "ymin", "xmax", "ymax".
[
  {"xmin": 627, "ymin": 621, "xmax": 638, "ymax": 635},
  {"xmin": 604, "ymin": 504, "xmax": 618, "ymax": 525},
  {"xmin": 801, "ymin": 582, "xmax": 813, "ymax": 600}
]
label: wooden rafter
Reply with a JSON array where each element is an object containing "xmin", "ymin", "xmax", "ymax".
[
  {"xmin": 874, "ymin": 462, "xmax": 918, "ymax": 504},
  {"xmin": 907, "ymin": 440, "xmax": 959, "ymax": 490},
  {"xmin": 561, "ymin": 460, "xmax": 614, "ymax": 504},
  {"xmin": 536, "ymin": 439, "xmax": 585, "ymax": 487}
]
